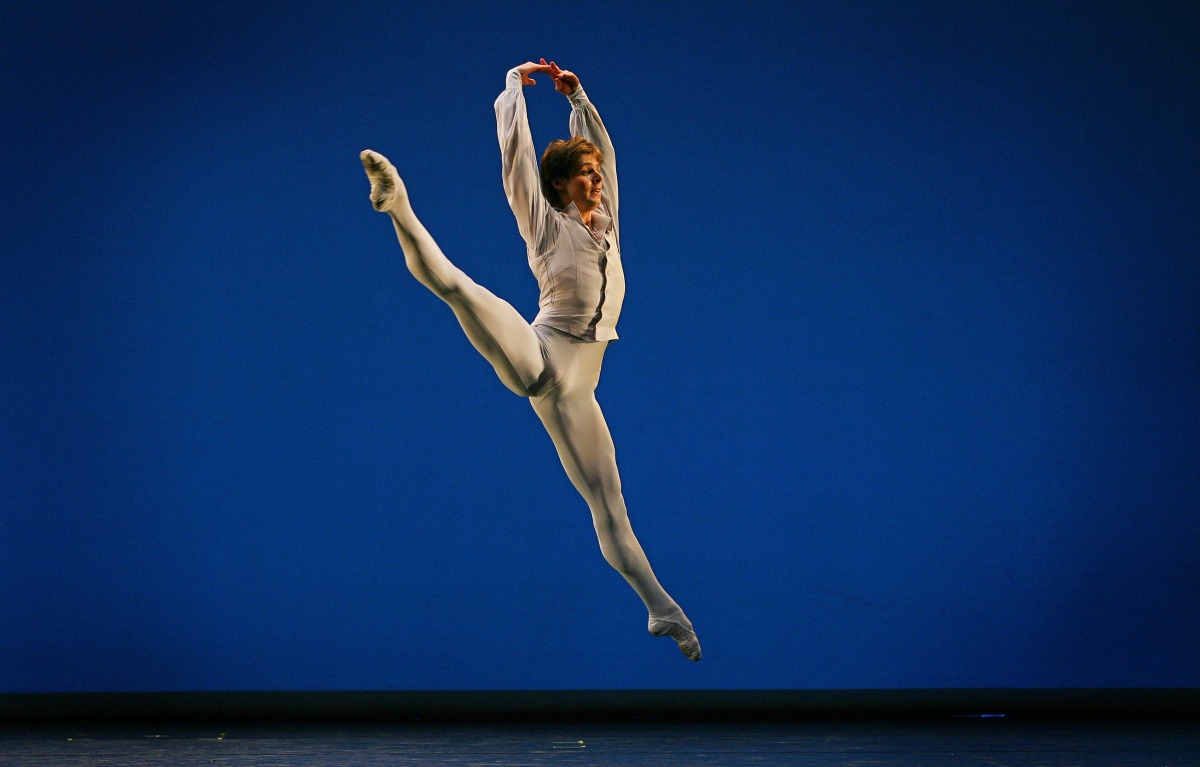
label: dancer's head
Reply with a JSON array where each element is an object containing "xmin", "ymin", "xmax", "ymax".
[{"xmin": 540, "ymin": 137, "xmax": 605, "ymax": 211}]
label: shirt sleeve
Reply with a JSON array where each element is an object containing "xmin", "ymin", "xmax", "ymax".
[
  {"xmin": 568, "ymin": 86, "xmax": 619, "ymax": 229},
  {"xmin": 495, "ymin": 68, "xmax": 552, "ymax": 249}
]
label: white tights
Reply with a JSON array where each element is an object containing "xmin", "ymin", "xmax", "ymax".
[{"xmin": 364, "ymin": 152, "xmax": 696, "ymax": 649}]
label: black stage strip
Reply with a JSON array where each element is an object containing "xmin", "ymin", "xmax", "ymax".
[
  {"xmin": 2, "ymin": 721, "xmax": 1198, "ymax": 766},
  {"xmin": 2, "ymin": 689, "xmax": 1197, "ymax": 725}
]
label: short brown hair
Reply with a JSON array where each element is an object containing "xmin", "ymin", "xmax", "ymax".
[{"xmin": 540, "ymin": 137, "xmax": 604, "ymax": 208}]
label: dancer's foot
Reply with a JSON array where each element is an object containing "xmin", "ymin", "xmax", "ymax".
[
  {"xmin": 649, "ymin": 611, "xmax": 702, "ymax": 662},
  {"xmin": 360, "ymin": 149, "xmax": 405, "ymax": 212}
]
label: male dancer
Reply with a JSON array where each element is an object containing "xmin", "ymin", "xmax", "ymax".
[{"xmin": 361, "ymin": 60, "xmax": 700, "ymax": 660}]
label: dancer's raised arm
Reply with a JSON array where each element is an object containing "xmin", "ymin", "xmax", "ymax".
[
  {"xmin": 495, "ymin": 61, "xmax": 555, "ymax": 249},
  {"xmin": 548, "ymin": 61, "xmax": 619, "ymax": 226}
]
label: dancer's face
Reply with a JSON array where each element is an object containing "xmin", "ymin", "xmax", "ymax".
[{"xmin": 556, "ymin": 154, "xmax": 603, "ymax": 213}]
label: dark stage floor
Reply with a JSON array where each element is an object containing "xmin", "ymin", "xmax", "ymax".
[{"xmin": 2, "ymin": 720, "xmax": 1198, "ymax": 766}]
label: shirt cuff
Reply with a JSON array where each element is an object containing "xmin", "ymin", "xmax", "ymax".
[
  {"xmin": 506, "ymin": 67, "xmax": 524, "ymax": 88},
  {"xmin": 567, "ymin": 85, "xmax": 589, "ymax": 106}
]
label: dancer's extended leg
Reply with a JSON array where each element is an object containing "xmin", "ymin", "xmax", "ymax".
[
  {"xmin": 530, "ymin": 375, "xmax": 701, "ymax": 661},
  {"xmin": 361, "ymin": 149, "xmax": 546, "ymax": 396}
]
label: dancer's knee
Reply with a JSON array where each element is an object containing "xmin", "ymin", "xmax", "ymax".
[
  {"xmin": 407, "ymin": 258, "xmax": 465, "ymax": 300},
  {"xmin": 589, "ymin": 495, "xmax": 631, "ymax": 541},
  {"xmin": 595, "ymin": 518, "xmax": 639, "ymax": 575}
]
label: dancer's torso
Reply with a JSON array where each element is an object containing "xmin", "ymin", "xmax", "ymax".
[{"xmin": 528, "ymin": 201, "xmax": 624, "ymax": 342}]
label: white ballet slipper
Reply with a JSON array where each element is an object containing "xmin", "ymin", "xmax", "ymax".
[
  {"xmin": 360, "ymin": 149, "xmax": 405, "ymax": 212},
  {"xmin": 648, "ymin": 612, "xmax": 702, "ymax": 662}
]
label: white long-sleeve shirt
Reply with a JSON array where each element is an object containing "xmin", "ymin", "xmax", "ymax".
[{"xmin": 495, "ymin": 68, "xmax": 625, "ymax": 342}]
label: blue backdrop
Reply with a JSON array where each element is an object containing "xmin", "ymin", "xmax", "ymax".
[{"xmin": 3, "ymin": 0, "xmax": 1198, "ymax": 693}]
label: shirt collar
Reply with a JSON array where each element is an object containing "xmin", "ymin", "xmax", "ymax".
[{"xmin": 562, "ymin": 202, "xmax": 612, "ymax": 235}]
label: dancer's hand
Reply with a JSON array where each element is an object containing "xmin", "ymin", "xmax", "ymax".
[
  {"xmin": 516, "ymin": 59, "xmax": 554, "ymax": 86},
  {"xmin": 546, "ymin": 60, "xmax": 580, "ymax": 95}
]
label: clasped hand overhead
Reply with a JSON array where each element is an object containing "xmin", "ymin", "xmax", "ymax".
[{"xmin": 517, "ymin": 58, "xmax": 580, "ymax": 95}]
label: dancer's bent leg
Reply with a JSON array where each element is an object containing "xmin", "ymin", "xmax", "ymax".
[
  {"xmin": 530, "ymin": 363, "xmax": 701, "ymax": 661},
  {"xmin": 361, "ymin": 149, "xmax": 545, "ymax": 396}
]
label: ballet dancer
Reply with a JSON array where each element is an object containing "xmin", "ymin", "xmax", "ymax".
[{"xmin": 360, "ymin": 59, "xmax": 700, "ymax": 661}]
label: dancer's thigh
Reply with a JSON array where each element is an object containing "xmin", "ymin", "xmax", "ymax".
[
  {"xmin": 529, "ymin": 334, "xmax": 618, "ymax": 492},
  {"xmin": 445, "ymin": 278, "xmax": 546, "ymax": 396},
  {"xmin": 533, "ymin": 392, "xmax": 620, "ymax": 495}
]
